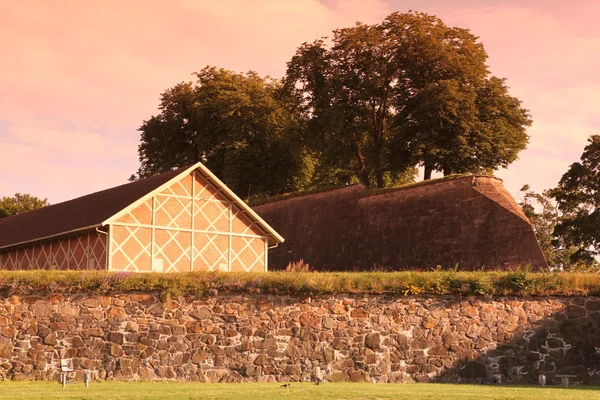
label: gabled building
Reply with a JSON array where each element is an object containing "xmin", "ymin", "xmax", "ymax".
[{"xmin": 0, "ymin": 163, "xmax": 283, "ymax": 272}]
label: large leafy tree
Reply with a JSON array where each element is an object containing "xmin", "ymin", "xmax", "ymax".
[
  {"xmin": 285, "ymin": 11, "xmax": 531, "ymax": 186},
  {"xmin": 550, "ymin": 135, "xmax": 600, "ymax": 263},
  {"xmin": 0, "ymin": 193, "xmax": 49, "ymax": 217},
  {"xmin": 133, "ymin": 67, "xmax": 314, "ymax": 198},
  {"xmin": 519, "ymin": 185, "xmax": 592, "ymax": 271}
]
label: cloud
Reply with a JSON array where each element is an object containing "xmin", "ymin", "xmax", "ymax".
[
  {"xmin": 0, "ymin": 0, "xmax": 598, "ymax": 204},
  {"xmin": 0, "ymin": 0, "xmax": 390, "ymax": 203}
]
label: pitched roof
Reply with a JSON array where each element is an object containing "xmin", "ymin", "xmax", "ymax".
[
  {"xmin": 0, "ymin": 168, "xmax": 183, "ymax": 249},
  {"xmin": 0, "ymin": 163, "xmax": 284, "ymax": 249}
]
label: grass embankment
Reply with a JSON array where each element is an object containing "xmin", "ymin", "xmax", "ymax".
[
  {"xmin": 0, "ymin": 269, "xmax": 599, "ymax": 298},
  {"xmin": 0, "ymin": 382, "xmax": 598, "ymax": 400}
]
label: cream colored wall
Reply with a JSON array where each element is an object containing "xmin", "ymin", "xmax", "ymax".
[{"xmin": 109, "ymin": 170, "xmax": 267, "ymax": 272}]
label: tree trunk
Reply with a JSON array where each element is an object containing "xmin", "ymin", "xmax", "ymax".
[
  {"xmin": 375, "ymin": 169, "xmax": 384, "ymax": 188},
  {"xmin": 373, "ymin": 140, "xmax": 384, "ymax": 188},
  {"xmin": 424, "ymin": 164, "xmax": 433, "ymax": 180},
  {"xmin": 361, "ymin": 168, "xmax": 370, "ymax": 187},
  {"xmin": 353, "ymin": 145, "xmax": 370, "ymax": 187},
  {"xmin": 442, "ymin": 162, "xmax": 453, "ymax": 176}
]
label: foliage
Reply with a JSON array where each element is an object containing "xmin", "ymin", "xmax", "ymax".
[
  {"xmin": 0, "ymin": 193, "xmax": 49, "ymax": 218},
  {"xmin": 284, "ymin": 11, "xmax": 531, "ymax": 187},
  {"xmin": 285, "ymin": 259, "xmax": 312, "ymax": 272},
  {"xmin": 1, "ymin": 270, "xmax": 600, "ymax": 298},
  {"xmin": 518, "ymin": 185, "xmax": 589, "ymax": 271},
  {"xmin": 550, "ymin": 135, "xmax": 600, "ymax": 264},
  {"xmin": 1, "ymin": 382, "xmax": 599, "ymax": 400},
  {"xmin": 132, "ymin": 67, "xmax": 314, "ymax": 198}
]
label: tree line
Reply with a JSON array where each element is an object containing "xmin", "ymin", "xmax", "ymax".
[
  {"xmin": 519, "ymin": 135, "xmax": 600, "ymax": 270},
  {"xmin": 131, "ymin": 12, "xmax": 531, "ymax": 195}
]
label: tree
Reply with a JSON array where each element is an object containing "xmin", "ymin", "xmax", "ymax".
[
  {"xmin": 0, "ymin": 193, "xmax": 49, "ymax": 217},
  {"xmin": 133, "ymin": 67, "xmax": 314, "ymax": 198},
  {"xmin": 550, "ymin": 135, "xmax": 600, "ymax": 264},
  {"xmin": 285, "ymin": 11, "xmax": 531, "ymax": 186},
  {"xmin": 519, "ymin": 185, "xmax": 589, "ymax": 271}
]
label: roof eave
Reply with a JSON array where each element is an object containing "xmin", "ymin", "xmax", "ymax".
[{"xmin": 0, "ymin": 225, "xmax": 102, "ymax": 251}]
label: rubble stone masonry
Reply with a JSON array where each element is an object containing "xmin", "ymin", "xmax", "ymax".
[{"xmin": 0, "ymin": 293, "xmax": 599, "ymax": 384}]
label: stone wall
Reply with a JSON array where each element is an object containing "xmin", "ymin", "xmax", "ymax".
[
  {"xmin": 253, "ymin": 176, "xmax": 548, "ymax": 271},
  {"xmin": 1, "ymin": 292, "xmax": 599, "ymax": 384}
]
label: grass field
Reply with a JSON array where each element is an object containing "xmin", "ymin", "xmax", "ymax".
[{"xmin": 0, "ymin": 382, "xmax": 598, "ymax": 400}]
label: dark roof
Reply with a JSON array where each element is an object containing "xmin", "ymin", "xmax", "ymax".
[{"xmin": 0, "ymin": 168, "xmax": 184, "ymax": 249}]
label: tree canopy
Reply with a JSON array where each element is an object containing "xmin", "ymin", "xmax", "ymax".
[
  {"xmin": 0, "ymin": 193, "xmax": 49, "ymax": 218},
  {"xmin": 133, "ymin": 67, "xmax": 314, "ymax": 198},
  {"xmin": 519, "ymin": 185, "xmax": 592, "ymax": 271},
  {"xmin": 550, "ymin": 135, "xmax": 600, "ymax": 263},
  {"xmin": 284, "ymin": 11, "xmax": 531, "ymax": 186},
  {"xmin": 133, "ymin": 12, "xmax": 531, "ymax": 195}
]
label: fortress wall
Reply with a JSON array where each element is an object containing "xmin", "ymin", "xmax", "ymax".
[
  {"xmin": 255, "ymin": 185, "xmax": 364, "ymax": 270},
  {"xmin": 254, "ymin": 176, "xmax": 547, "ymax": 271},
  {"xmin": 0, "ymin": 293, "xmax": 597, "ymax": 384}
]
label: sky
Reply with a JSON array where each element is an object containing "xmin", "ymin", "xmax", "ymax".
[{"xmin": 1, "ymin": 0, "xmax": 599, "ymax": 204}]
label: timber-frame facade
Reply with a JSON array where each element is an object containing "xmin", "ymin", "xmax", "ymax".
[{"xmin": 0, "ymin": 164, "xmax": 283, "ymax": 272}]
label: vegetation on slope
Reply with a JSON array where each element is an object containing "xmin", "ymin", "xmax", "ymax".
[{"xmin": 0, "ymin": 269, "xmax": 599, "ymax": 298}]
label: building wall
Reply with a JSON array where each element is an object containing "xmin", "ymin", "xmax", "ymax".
[
  {"xmin": 109, "ymin": 170, "xmax": 268, "ymax": 272},
  {"xmin": 0, "ymin": 293, "xmax": 598, "ymax": 384},
  {"xmin": 0, "ymin": 231, "xmax": 107, "ymax": 270},
  {"xmin": 253, "ymin": 176, "xmax": 547, "ymax": 271}
]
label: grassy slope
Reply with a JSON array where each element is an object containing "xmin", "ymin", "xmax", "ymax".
[
  {"xmin": 0, "ymin": 382, "xmax": 598, "ymax": 400},
  {"xmin": 0, "ymin": 270, "xmax": 599, "ymax": 298}
]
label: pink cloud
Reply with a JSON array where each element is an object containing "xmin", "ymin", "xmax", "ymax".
[
  {"xmin": 0, "ymin": 0, "xmax": 598, "ymax": 205},
  {"xmin": 0, "ymin": 0, "xmax": 392, "ymax": 203}
]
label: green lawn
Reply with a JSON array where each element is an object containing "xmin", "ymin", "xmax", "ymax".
[{"xmin": 0, "ymin": 382, "xmax": 598, "ymax": 400}]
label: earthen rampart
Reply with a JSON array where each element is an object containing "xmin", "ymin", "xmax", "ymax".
[{"xmin": 253, "ymin": 176, "xmax": 547, "ymax": 271}]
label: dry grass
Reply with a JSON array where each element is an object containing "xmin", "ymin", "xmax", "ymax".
[{"xmin": 0, "ymin": 269, "xmax": 599, "ymax": 298}]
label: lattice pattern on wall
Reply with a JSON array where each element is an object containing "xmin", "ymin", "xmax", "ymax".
[
  {"xmin": 193, "ymin": 233, "xmax": 228, "ymax": 271},
  {"xmin": 116, "ymin": 199, "xmax": 153, "ymax": 225},
  {"xmin": 154, "ymin": 195, "xmax": 192, "ymax": 229},
  {"xmin": 0, "ymin": 232, "xmax": 107, "ymax": 270},
  {"xmin": 110, "ymin": 226, "xmax": 152, "ymax": 272},
  {"xmin": 154, "ymin": 230, "xmax": 191, "ymax": 272},
  {"xmin": 194, "ymin": 197, "xmax": 229, "ymax": 232},
  {"xmin": 108, "ymin": 169, "xmax": 269, "ymax": 273},
  {"xmin": 232, "ymin": 209, "xmax": 264, "ymax": 236},
  {"xmin": 230, "ymin": 236, "xmax": 265, "ymax": 272}
]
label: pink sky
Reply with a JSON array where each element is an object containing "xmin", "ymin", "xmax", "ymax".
[{"xmin": 1, "ymin": 0, "xmax": 599, "ymax": 204}]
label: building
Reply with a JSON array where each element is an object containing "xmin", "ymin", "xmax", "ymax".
[
  {"xmin": 0, "ymin": 163, "xmax": 283, "ymax": 272},
  {"xmin": 253, "ymin": 175, "xmax": 547, "ymax": 271}
]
